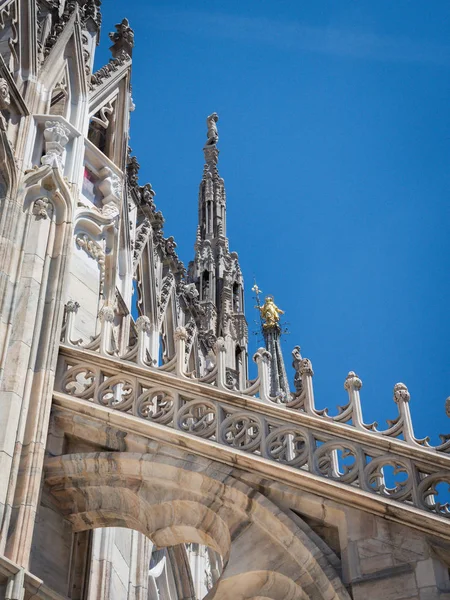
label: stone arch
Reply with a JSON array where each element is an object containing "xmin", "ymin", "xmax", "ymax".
[
  {"xmin": 45, "ymin": 452, "xmax": 350, "ymax": 600},
  {"xmin": 61, "ymin": 491, "xmax": 231, "ymax": 561},
  {"xmin": 206, "ymin": 570, "xmax": 308, "ymax": 600}
]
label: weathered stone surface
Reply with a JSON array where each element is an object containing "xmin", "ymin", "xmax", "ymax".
[
  {"xmin": 352, "ymin": 570, "xmax": 418, "ymax": 600},
  {"xmin": 0, "ymin": 3, "xmax": 449, "ymax": 600}
]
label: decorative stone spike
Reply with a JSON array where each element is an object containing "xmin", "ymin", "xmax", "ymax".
[{"xmin": 344, "ymin": 371, "xmax": 362, "ymax": 392}]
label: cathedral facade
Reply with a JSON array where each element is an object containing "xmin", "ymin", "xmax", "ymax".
[{"xmin": 0, "ymin": 2, "xmax": 449, "ymax": 599}]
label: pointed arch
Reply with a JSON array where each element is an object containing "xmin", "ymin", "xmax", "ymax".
[{"xmin": 38, "ymin": 12, "xmax": 88, "ymax": 130}]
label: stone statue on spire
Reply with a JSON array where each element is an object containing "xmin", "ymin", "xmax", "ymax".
[
  {"xmin": 205, "ymin": 112, "xmax": 219, "ymax": 146},
  {"xmin": 258, "ymin": 296, "xmax": 284, "ymax": 329}
]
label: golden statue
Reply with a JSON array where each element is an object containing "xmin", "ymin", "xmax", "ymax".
[{"xmin": 257, "ymin": 296, "xmax": 284, "ymax": 329}]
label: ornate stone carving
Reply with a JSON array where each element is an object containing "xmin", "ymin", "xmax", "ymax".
[
  {"xmin": 225, "ymin": 368, "xmax": 239, "ymax": 390},
  {"xmin": 315, "ymin": 441, "xmax": 358, "ymax": 483},
  {"xmin": 133, "ymin": 218, "xmax": 152, "ymax": 266},
  {"xmin": 220, "ymin": 412, "xmax": 262, "ymax": 451},
  {"xmin": 139, "ymin": 182, "xmax": 155, "ymax": 209},
  {"xmin": 135, "ymin": 389, "xmax": 174, "ymax": 424},
  {"xmin": 66, "ymin": 300, "xmax": 80, "ymax": 313},
  {"xmin": 98, "ymin": 305, "xmax": 115, "ymax": 323},
  {"xmin": 61, "ymin": 363, "xmax": 97, "ymax": 399},
  {"xmin": 75, "ymin": 233, "xmax": 105, "ymax": 268},
  {"xmin": 90, "ymin": 50, "xmax": 131, "ymax": 89},
  {"xmin": 344, "ymin": 371, "xmax": 362, "ymax": 392},
  {"xmin": 0, "ymin": 1, "xmax": 19, "ymax": 71},
  {"xmin": 127, "ymin": 153, "xmax": 140, "ymax": 188},
  {"xmin": 158, "ymin": 272, "xmax": 175, "ymax": 322},
  {"xmin": 56, "ymin": 345, "xmax": 450, "ymax": 521},
  {"xmin": 97, "ymin": 166, "xmax": 121, "ymax": 218},
  {"xmin": 266, "ymin": 426, "xmax": 309, "ymax": 467},
  {"xmin": 136, "ymin": 315, "xmax": 151, "ymax": 333},
  {"xmin": 109, "ymin": 18, "xmax": 134, "ymax": 58},
  {"xmin": 364, "ymin": 456, "xmax": 413, "ymax": 501},
  {"xmin": 0, "ymin": 78, "xmax": 10, "ymax": 131},
  {"xmin": 214, "ymin": 337, "xmax": 226, "ymax": 354},
  {"xmin": 43, "ymin": 0, "xmax": 77, "ymax": 58},
  {"xmin": 32, "ymin": 196, "xmax": 50, "ymax": 219},
  {"xmin": 75, "ymin": 233, "xmax": 105, "ymax": 292},
  {"xmin": 41, "ymin": 120, "xmax": 70, "ymax": 168},
  {"xmin": 181, "ymin": 283, "xmax": 199, "ymax": 301},
  {"xmin": 299, "ymin": 358, "xmax": 314, "ymax": 376},
  {"xmin": 291, "ymin": 346, "xmax": 303, "ymax": 395},
  {"xmin": 253, "ymin": 347, "xmax": 271, "ymax": 364},
  {"xmin": 165, "ymin": 236, "xmax": 177, "ymax": 256},
  {"xmin": 174, "ymin": 326, "xmax": 188, "ymax": 342},
  {"xmin": 82, "ymin": 0, "xmax": 101, "ymax": 29},
  {"xmin": 97, "ymin": 374, "xmax": 135, "ymax": 410},
  {"xmin": 185, "ymin": 319, "xmax": 197, "ymax": 356},
  {"xmin": 91, "ymin": 100, "xmax": 115, "ymax": 130},
  {"xmin": 198, "ymin": 328, "xmax": 216, "ymax": 351},
  {"xmin": 178, "ymin": 400, "xmax": 217, "ymax": 438},
  {"xmin": 393, "ymin": 382, "xmax": 410, "ymax": 403}
]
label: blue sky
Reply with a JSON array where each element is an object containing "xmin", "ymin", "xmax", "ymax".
[{"xmin": 96, "ymin": 1, "xmax": 450, "ymax": 444}]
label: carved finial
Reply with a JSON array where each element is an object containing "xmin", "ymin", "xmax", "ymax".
[
  {"xmin": 136, "ymin": 315, "xmax": 151, "ymax": 333},
  {"xmin": 299, "ymin": 358, "xmax": 314, "ymax": 377},
  {"xmin": 109, "ymin": 18, "xmax": 134, "ymax": 58},
  {"xmin": 393, "ymin": 382, "xmax": 410, "ymax": 403},
  {"xmin": 98, "ymin": 305, "xmax": 115, "ymax": 323},
  {"xmin": 66, "ymin": 300, "xmax": 80, "ymax": 313},
  {"xmin": 344, "ymin": 371, "xmax": 362, "ymax": 391},
  {"xmin": 253, "ymin": 347, "xmax": 272, "ymax": 364},
  {"xmin": 445, "ymin": 397, "xmax": 450, "ymax": 418}
]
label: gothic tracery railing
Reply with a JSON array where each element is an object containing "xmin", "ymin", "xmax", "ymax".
[{"xmin": 56, "ymin": 334, "xmax": 450, "ymax": 521}]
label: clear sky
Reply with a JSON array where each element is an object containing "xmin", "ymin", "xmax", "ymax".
[{"xmin": 96, "ymin": 1, "xmax": 450, "ymax": 444}]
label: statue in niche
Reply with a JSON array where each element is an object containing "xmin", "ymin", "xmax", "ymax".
[
  {"xmin": 202, "ymin": 272, "xmax": 210, "ymax": 300},
  {"xmin": 0, "ymin": 78, "xmax": 11, "ymax": 131},
  {"xmin": 233, "ymin": 286, "xmax": 240, "ymax": 312},
  {"xmin": 205, "ymin": 112, "xmax": 219, "ymax": 146},
  {"xmin": 258, "ymin": 296, "xmax": 284, "ymax": 329}
]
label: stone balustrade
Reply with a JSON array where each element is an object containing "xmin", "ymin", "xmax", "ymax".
[{"xmin": 56, "ymin": 335, "xmax": 450, "ymax": 522}]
